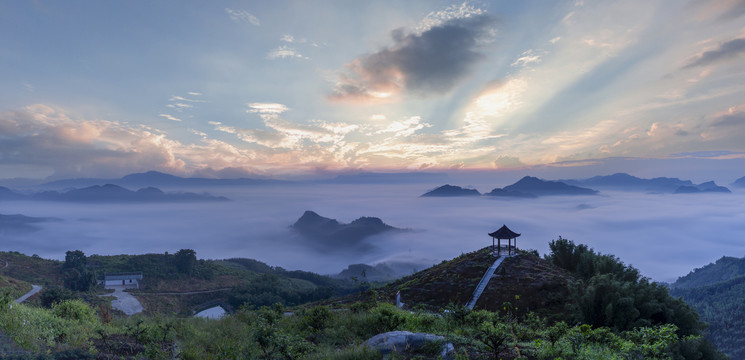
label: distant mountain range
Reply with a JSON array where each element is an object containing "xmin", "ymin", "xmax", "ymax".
[
  {"xmin": 563, "ymin": 173, "xmax": 692, "ymax": 192},
  {"xmin": 489, "ymin": 176, "xmax": 598, "ymax": 197},
  {"xmin": 0, "ymin": 184, "xmax": 228, "ymax": 203},
  {"xmin": 0, "ymin": 213, "xmax": 59, "ymax": 233},
  {"xmin": 564, "ymin": 173, "xmax": 731, "ymax": 194},
  {"xmin": 39, "ymin": 171, "xmax": 283, "ymax": 189},
  {"xmin": 421, "ymin": 184, "xmax": 481, "ymax": 197},
  {"xmin": 35, "ymin": 170, "xmax": 449, "ymax": 189},
  {"xmin": 291, "ymin": 210, "xmax": 405, "ymax": 250},
  {"xmin": 673, "ymin": 181, "xmax": 731, "ymax": 194},
  {"xmin": 422, "ymin": 176, "xmax": 597, "ymax": 198}
]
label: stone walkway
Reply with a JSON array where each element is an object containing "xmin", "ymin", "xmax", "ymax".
[{"xmin": 14, "ymin": 285, "xmax": 42, "ymax": 303}]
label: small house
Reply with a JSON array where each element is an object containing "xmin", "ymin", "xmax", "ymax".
[{"xmin": 103, "ymin": 272, "xmax": 143, "ymax": 289}]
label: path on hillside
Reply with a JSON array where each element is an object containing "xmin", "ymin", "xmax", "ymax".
[
  {"xmin": 101, "ymin": 286, "xmax": 143, "ymax": 315},
  {"xmin": 466, "ymin": 255, "xmax": 508, "ymax": 309},
  {"xmin": 15, "ymin": 285, "xmax": 42, "ymax": 303},
  {"xmin": 2, "ymin": 260, "xmax": 7, "ymax": 269}
]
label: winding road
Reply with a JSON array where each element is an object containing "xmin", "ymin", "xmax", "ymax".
[{"xmin": 15, "ymin": 284, "xmax": 42, "ymax": 303}]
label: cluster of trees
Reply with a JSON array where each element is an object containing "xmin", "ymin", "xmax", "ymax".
[
  {"xmin": 228, "ymin": 273, "xmax": 335, "ymax": 309},
  {"xmin": 89, "ymin": 248, "xmax": 213, "ymax": 284},
  {"xmin": 54, "ymin": 248, "xmax": 205, "ymax": 294},
  {"xmin": 670, "ymin": 256, "xmax": 745, "ymax": 359},
  {"xmin": 544, "ymin": 237, "xmax": 723, "ymax": 357}
]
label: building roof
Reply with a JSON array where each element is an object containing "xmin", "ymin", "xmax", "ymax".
[
  {"xmin": 488, "ymin": 225, "xmax": 521, "ymax": 239},
  {"xmin": 104, "ymin": 272, "xmax": 143, "ymax": 281}
]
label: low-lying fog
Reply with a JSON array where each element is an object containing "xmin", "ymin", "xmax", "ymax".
[{"xmin": 2, "ymin": 183, "xmax": 744, "ymax": 283}]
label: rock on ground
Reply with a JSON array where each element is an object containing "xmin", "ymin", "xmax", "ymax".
[{"xmin": 365, "ymin": 331, "xmax": 454, "ymax": 359}]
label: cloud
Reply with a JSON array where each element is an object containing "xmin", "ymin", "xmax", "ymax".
[
  {"xmin": 711, "ymin": 109, "xmax": 745, "ymax": 127},
  {"xmin": 329, "ymin": 5, "xmax": 496, "ymax": 102},
  {"xmin": 163, "ymin": 93, "xmax": 204, "ymax": 116},
  {"xmin": 373, "ymin": 116, "xmax": 432, "ymax": 137},
  {"xmin": 247, "ymin": 103, "xmax": 289, "ymax": 115},
  {"xmin": 159, "ymin": 114, "xmax": 182, "ymax": 122},
  {"xmin": 0, "ymin": 105, "xmax": 186, "ymax": 178},
  {"xmin": 0, "ymin": 105, "xmax": 281, "ymax": 179},
  {"xmin": 225, "ymin": 8, "xmax": 260, "ymax": 26},
  {"xmin": 267, "ymin": 45, "xmax": 307, "ymax": 60},
  {"xmin": 683, "ymin": 37, "xmax": 745, "ymax": 68},
  {"xmin": 511, "ymin": 50, "xmax": 542, "ymax": 67},
  {"xmin": 492, "ymin": 155, "xmax": 525, "ymax": 169},
  {"xmin": 280, "ymin": 35, "xmax": 307, "ymax": 44},
  {"xmin": 169, "ymin": 95, "xmax": 204, "ymax": 103}
]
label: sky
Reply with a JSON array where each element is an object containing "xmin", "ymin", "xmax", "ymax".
[{"xmin": 2, "ymin": 0, "xmax": 745, "ymax": 180}]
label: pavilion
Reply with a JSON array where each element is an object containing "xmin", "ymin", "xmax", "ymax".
[{"xmin": 488, "ymin": 225, "xmax": 520, "ymax": 256}]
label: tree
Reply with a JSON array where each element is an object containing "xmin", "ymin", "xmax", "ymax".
[
  {"xmin": 64, "ymin": 250, "xmax": 87, "ymax": 269},
  {"xmin": 174, "ymin": 249, "xmax": 197, "ymax": 275},
  {"xmin": 62, "ymin": 250, "xmax": 96, "ymax": 292}
]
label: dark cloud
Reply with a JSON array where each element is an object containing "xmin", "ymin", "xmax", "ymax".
[
  {"xmin": 683, "ymin": 37, "xmax": 745, "ymax": 68},
  {"xmin": 711, "ymin": 110, "xmax": 745, "ymax": 127},
  {"xmin": 718, "ymin": 0, "xmax": 745, "ymax": 20},
  {"xmin": 329, "ymin": 14, "xmax": 496, "ymax": 102}
]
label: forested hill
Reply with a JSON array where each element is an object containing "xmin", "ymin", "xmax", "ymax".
[
  {"xmin": 671, "ymin": 255, "xmax": 745, "ymax": 359},
  {"xmin": 671, "ymin": 256, "xmax": 745, "ymax": 289}
]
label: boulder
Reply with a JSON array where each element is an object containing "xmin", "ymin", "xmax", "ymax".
[{"xmin": 365, "ymin": 331, "xmax": 454, "ymax": 359}]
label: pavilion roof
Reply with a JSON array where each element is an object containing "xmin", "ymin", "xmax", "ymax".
[{"xmin": 488, "ymin": 225, "xmax": 521, "ymax": 239}]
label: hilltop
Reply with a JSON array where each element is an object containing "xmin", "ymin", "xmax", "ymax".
[
  {"xmin": 373, "ymin": 248, "xmax": 573, "ymax": 320},
  {"xmin": 291, "ymin": 210, "xmax": 406, "ymax": 250},
  {"xmin": 487, "ymin": 176, "xmax": 597, "ymax": 197},
  {"xmin": 421, "ymin": 184, "xmax": 481, "ymax": 197}
]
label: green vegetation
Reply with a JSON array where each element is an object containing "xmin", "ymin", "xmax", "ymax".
[
  {"xmin": 2, "ymin": 249, "xmax": 356, "ymax": 315},
  {"xmin": 545, "ymin": 237, "xmax": 704, "ymax": 335},
  {"xmin": 0, "ymin": 293, "xmax": 725, "ymax": 359},
  {"xmin": 62, "ymin": 250, "xmax": 97, "ymax": 292},
  {"xmin": 0, "ymin": 275, "xmax": 31, "ymax": 299},
  {"xmin": 0, "ymin": 240, "xmax": 730, "ymax": 359},
  {"xmin": 670, "ymin": 256, "xmax": 745, "ymax": 359}
]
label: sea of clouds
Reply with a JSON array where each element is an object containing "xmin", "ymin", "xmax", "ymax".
[{"xmin": 1, "ymin": 181, "xmax": 744, "ymax": 283}]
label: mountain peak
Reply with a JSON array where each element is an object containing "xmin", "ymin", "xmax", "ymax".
[
  {"xmin": 499, "ymin": 176, "xmax": 597, "ymax": 196},
  {"xmin": 421, "ymin": 184, "xmax": 481, "ymax": 197},
  {"xmin": 291, "ymin": 211, "xmax": 401, "ymax": 250}
]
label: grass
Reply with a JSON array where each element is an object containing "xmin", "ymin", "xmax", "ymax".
[
  {"xmin": 0, "ymin": 251, "xmax": 64, "ymax": 286},
  {"xmin": 0, "ymin": 275, "xmax": 32, "ymax": 299}
]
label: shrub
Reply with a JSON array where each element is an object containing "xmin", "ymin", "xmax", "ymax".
[
  {"xmin": 52, "ymin": 300, "xmax": 97, "ymax": 324},
  {"xmin": 371, "ymin": 303, "xmax": 405, "ymax": 333}
]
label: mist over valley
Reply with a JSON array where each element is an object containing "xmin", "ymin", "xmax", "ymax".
[{"xmin": 2, "ymin": 171, "xmax": 744, "ymax": 283}]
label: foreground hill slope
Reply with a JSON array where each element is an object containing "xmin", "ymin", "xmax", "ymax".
[{"xmin": 354, "ymin": 247, "xmax": 574, "ymax": 320}]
